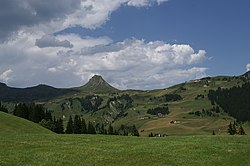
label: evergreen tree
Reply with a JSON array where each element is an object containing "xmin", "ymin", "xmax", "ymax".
[
  {"xmin": 149, "ymin": 132, "xmax": 154, "ymax": 137},
  {"xmin": 238, "ymin": 125, "xmax": 246, "ymax": 135},
  {"xmin": 55, "ymin": 118, "xmax": 64, "ymax": 134},
  {"xmin": 99, "ymin": 124, "xmax": 105, "ymax": 134},
  {"xmin": 227, "ymin": 122, "xmax": 237, "ymax": 135},
  {"xmin": 45, "ymin": 110, "xmax": 52, "ymax": 121},
  {"xmin": 81, "ymin": 118, "xmax": 87, "ymax": 134},
  {"xmin": 31, "ymin": 105, "xmax": 45, "ymax": 123},
  {"xmin": 87, "ymin": 122, "xmax": 96, "ymax": 134},
  {"xmin": 0, "ymin": 103, "xmax": 8, "ymax": 113},
  {"xmin": 131, "ymin": 125, "xmax": 140, "ymax": 137},
  {"xmin": 39, "ymin": 119, "xmax": 55, "ymax": 131},
  {"xmin": 73, "ymin": 115, "xmax": 82, "ymax": 134},
  {"xmin": 108, "ymin": 125, "xmax": 114, "ymax": 135},
  {"xmin": 123, "ymin": 130, "xmax": 128, "ymax": 136},
  {"xmin": 14, "ymin": 104, "xmax": 29, "ymax": 119},
  {"xmin": 65, "ymin": 116, "xmax": 74, "ymax": 134}
]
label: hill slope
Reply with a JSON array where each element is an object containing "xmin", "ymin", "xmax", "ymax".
[
  {"xmin": 1, "ymin": 72, "xmax": 250, "ymax": 136},
  {"xmin": 0, "ymin": 83, "xmax": 76, "ymax": 102},
  {"xmin": 0, "ymin": 112, "xmax": 53, "ymax": 134},
  {"xmin": 43, "ymin": 72, "xmax": 250, "ymax": 136}
]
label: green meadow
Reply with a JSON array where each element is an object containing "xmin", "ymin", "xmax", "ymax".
[{"xmin": 1, "ymin": 133, "xmax": 250, "ymax": 166}]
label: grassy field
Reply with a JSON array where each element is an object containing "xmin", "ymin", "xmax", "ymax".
[
  {"xmin": 0, "ymin": 112, "xmax": 53, "ymax": 134},
  {"xmin": 0, "ymin": 133, "xmax": 249, "ymax": 166}
]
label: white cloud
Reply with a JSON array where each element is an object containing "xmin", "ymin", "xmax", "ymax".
[
  {"xmin": 0, "ymin": 31, "xmax": 112, "ymax": 87},
  {"xmin": 72, "ymin": 39, "xmax": 207, "ymax": 89},
  {"xmin": 0, "ymin": 69, "xmax": 13, "ymax": 83},
  {"xmin": 0, "ymin": 31, "xmax": 207, "ymax": 89},
  {"xmin": 247, "ymin": 64, "xmax": 250, "ymax": 72},
  {"xmin": 0, "ymin": 0, "xmax": 209, "ymax": 90},
  {"xmin": 0, "ymin": 0, "xmax": 169, "ymax": 41}
]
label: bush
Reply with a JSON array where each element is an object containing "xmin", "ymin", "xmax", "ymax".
[{"xmin": 147, "ymin": 107, "xmax": 169, "ymax": 115}]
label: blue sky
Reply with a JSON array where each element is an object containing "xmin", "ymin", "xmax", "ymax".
[{"xmin": 0, "ymin": 0, "xmax": 249, "ymax": 89}]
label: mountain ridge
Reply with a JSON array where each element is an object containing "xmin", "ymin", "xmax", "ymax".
[
  {"xmin": 0, "ymin": 71, "xmax": 250, "ymax": 102},
  {"xmin": 1, "ymin": 72, "xmax": 250, "ymax": 136}
]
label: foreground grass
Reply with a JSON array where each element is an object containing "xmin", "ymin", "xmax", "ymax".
[
  {"xmin": 0, "ymin": 134, "xmax": 249, "ymax": 166},
  {"xmin": 0, "ymin": 112, "xmax": 53, "ymax": 134}
]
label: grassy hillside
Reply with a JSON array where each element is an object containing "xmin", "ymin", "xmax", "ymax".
[
  {"xmin": 0, "ymin": 112, "xmax": 53, "ymax": 134},
  {"xmin": 42, "ymin": 74, "xmax": 250, "ymax": 136},
  {"xmin": 0, "ymin": 134, "xmax": 249, "ymax": 165},
  {"xmin": 1, "ymin": 73, "xmax": 250, "ymax": 136}
]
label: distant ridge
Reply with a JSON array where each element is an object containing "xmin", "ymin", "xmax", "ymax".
[
  {"xmin": 77, "ymin": 75, "xmax": 120, "ymax": 93},
  {"xmin": 0, "ymin": 83, "xmax": 76, "ymax": 102},
  {"xmin": 1, "ymin": 71, "xmax": 250, "ymax": 102}
]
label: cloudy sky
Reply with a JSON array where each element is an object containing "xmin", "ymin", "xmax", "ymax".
[{"xmin": 0, "ymin": 0, "xmax": 249, "ymax": 90}]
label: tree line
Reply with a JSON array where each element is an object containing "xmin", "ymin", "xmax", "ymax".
[
  {"xmin": 65, "ymin": 115, "xmax": 139, "ymax": 136},
  {"xmin": 1, "ymin": 102, "xmax": 140, "ymax": 136},
  {"xmin": 208, "ymin": 83, "xmax": 250, "ymax": 122},
  {"xmin": 12, "ymin": 103, "xmax": 64, "ymax": 133},
  {"xmin": 227, "ymin": 121, "xmax": 246, "ymax": 135},
  {"xmin": 0, "ymin": 102, "xmax": 63, "ymax": 133},
  {"xmin": 0, "ymin": 102, "xmax": 8, "ymax": 113}
]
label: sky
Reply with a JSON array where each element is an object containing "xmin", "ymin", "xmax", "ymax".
[{"xmin": 0, "ymin": 0, "xmax": 249, "ymax": 90}]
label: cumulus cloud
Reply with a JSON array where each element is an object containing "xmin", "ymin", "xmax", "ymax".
[
  {"xmin": 0, "ymin": 0, "xmax": 168, "ymax": 41},
  {"xmin": 73, "ymin": 39, "xmax": 207, "ymax": 89},
  {"xmin": 0, "ymin": 31, "xmax": 207, "ymax": 89},
  {"xmin": 0, "ymin": 69, "xmax": 13, "ymax": 83},
  {"xmin": 0, "ymin": 0, "xmax": 209, "ymax": 90},
  {"xmin": 247, "ymin": 64, "xmax": 250, "ymax": 72},
  {"xmin": 35, "ymin": 35, "xmax": 73, "ymax": 48}
]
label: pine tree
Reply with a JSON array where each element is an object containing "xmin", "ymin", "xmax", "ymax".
[
  {"xmin": 108, "ymin": 125, "xmax": 114, "ymax": 135},
  {"xmin": 65, "ymin": 116, "xmax": 74, "ymax": 134},
  {"xmin": 55, "ymin": 118, "xmax": 64, "ymax": 134},
  {"xmin": 238, "ymin": 125, "xmax": 246, "ymax": 135},
  {"xmin": 99, "ymin": 124, "xmax": 105, "ymax": 134},
  {"xmin": 45, "ymin": 110, "xmax": 52, "ymax": 120},
  {"xmin": 87, "ymin": 122, "xmax": 96, "ymax": 134},
  {"xmin": 0, "ymin": 103, "xmax": 8, "ymax": 113},
  {"xmin": 228, "ymin": 122, "xmax": 237, "ymax": 135},
  {"xmin": 81, "ymin": 118, "xmax": 87, "ymax": 134},
  {"xmin": 13, "ymin": 104, "xmax": 29, "ymax": 120},
  {"xmin": 131, "ymin": 125, "xmax": 140, "ymax": 137},
  {"xmin": 73, "ymin": 115, "xmax": 82, "ymax": 134}
]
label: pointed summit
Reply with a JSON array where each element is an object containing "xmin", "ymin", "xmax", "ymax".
[
  {"xmin": 88, "ymin": 75, "xmax": 106, "ymax": 86},
  {"xmin": 79, "ymin": 75, "xmax": 120, "ymax": 93}
]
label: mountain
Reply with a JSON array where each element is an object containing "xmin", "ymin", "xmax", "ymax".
[
  {"xmin": 1, "ymin": 72, "xmax": 250, "ymax": 136},
  {"xmin": 43, "ymin": 72, "xmax": 250, "ymax": 136},
  {"xmin": 0, "ymin": 83, "xmax": 76, "ymax": 102},
  {"xmin": 76, "ymin": 75, "xmax": 120, "ymax": 93},
  {"xmin": 0, "ymin": 111, "xmax": 53, "ymax": 134},
  {"xmin": 0, "ymin": 75, "xmax": 118, "ymax": 102}
]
